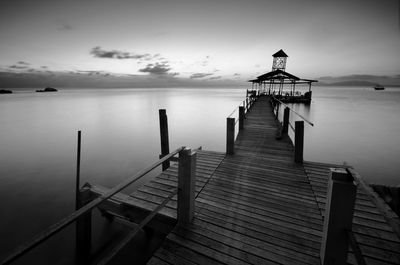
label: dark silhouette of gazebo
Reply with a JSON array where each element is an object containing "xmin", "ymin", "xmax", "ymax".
[{"xmin": 249, "ymin": 49, "xmax": 317, "ymax": 103}]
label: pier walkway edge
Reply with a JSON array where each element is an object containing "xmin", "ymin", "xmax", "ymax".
[{"xmin": 128, "ymin": 95, "xmax": 400, "ymax": 265}]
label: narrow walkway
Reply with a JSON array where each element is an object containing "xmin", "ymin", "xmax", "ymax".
[
  {"xmin": 147, "ymin": 95, "xmax": 400, "ymax": 265},
  {"xmin": 147, "ymin": 96, "xmax": 324, "ymax": 265}
]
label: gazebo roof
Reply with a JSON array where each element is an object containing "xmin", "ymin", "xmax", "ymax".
[
  {"xmin": 248, "ymin": 69, "xmax": 317, "ymax": 83},
  {"xmin": 257, "ymin": 69, "xmax": 300, "ymax": 82},
  {"xmin": 272, "ymin": 49, "xmax": 288, "ymax": 58}
]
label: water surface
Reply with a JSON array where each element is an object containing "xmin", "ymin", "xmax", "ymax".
[{"xmin": 1, "ymin": 86, "xmax": 399, "ymax": 262}]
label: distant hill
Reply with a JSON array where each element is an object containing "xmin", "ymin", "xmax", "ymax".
[
  {"xmin": 318, "ymin": 75, "xmax": 400, "ymax": 87},
  {"xmin": 324, "ymin": 80, "xmax": 377, "ymax": 86}
]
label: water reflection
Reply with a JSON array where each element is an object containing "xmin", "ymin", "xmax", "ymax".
[{"xmin": 1, "ymin": 86, "xmax": 399, "ymax": 262}]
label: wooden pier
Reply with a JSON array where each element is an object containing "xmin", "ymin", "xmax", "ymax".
[
  {"xmin": 2, "ymin": 95, "xmax": 400, "ymax": 265},
  {"xmin": 86, "ymin": 96, "xmax": 400, "ymax": 264}
]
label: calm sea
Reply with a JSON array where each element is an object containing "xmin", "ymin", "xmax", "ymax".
[{"xmin": 0, "ymin": 86, "xmax": 399, "ymax": 262}]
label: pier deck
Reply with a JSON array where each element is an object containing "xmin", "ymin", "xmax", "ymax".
[
  {"xmin": 140, "ymin": 96, "xmax": 400, "ymax": 265},
  {"xmin": 3, "ymin": 96, "xmax": 399, "ymax": 265},
  {"xmin": 79, "ymin": 96, "xmax": 400, "ymax": 265}
]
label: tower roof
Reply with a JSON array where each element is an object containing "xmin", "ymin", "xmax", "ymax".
[{"xmin": 272, "ymin": 49, "xmax": 288, "ymax": 58}]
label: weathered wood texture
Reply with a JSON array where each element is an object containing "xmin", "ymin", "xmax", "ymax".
[
  {"xmin": 148, "ymin": 96, "xmax": 322, "ymax": 264},
  {"xmin": 147, "ymin": 95, "xmax": 400, "ymax": 265},
  {"xmin": 304, "ymin": 161, "xmax": 400, "ymax": 265},
  {"xmin": 87, "ymin": 150, "xmax": 225, "ymax": 233}
]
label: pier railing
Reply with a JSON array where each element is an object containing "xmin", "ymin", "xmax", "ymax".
[
  {"xmin": 271, "ymin": 96, "xmax": 314, "ymax": 163},
  {"xmin": 2, "ymin": 146, "xmax": 196, "ymax": 265},
  {"xmin": 226, "ymin": 92, "xmax": 256, "ymax": 155}
]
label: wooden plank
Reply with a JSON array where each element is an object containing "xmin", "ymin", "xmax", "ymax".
[
  {"xmin": 173, "ymin": 225, "xmax": 317, "ymax": 265},
  {"xmin": 190, "ymin": 219, "xmax": 320, "ymax": 264},
  {"xmin": 142, "ymin": 96, "xmax": 400, "ymax": 265}
]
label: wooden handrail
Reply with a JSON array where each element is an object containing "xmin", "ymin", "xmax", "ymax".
[
  {"xmin": 1, "ymin": 146, "xmax": 185, "ymax": 265},
  {"xmin": 227, "ymin": 95, "xmax": 255, "ymax": 119},
  {"xmin": 227, "ymin": 105, "xmax": 239, "ymax": 119},
  {"xmin": 347, "ymin": 168, "xmax": 400, "ymax": 238},
  {"xmin": 272, "ymin": 96, "xmax": 314, "ymax": 126},
  {"xmin": 97, "ymin": 189, "xmax": 178, "ymax": 265}
]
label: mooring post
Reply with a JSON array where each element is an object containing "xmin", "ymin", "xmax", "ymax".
[
  {"xmin": 226, "ymin": 117, "xmax": 235, "ymax": 155},
  {"xmin": 74, "ymin": 130, "xmax": 91, "ymax": 263},
  {"xmin": 239, "ymin": 106, "xmax": 245, "ymax": 131},
  {"xmin": 75, "ymin": 130, "xmax": 82, "ymax": 211},
  {"xmin": 159, "ymin": 109, "xmax": 170, "ymax": 171},
  {"xmin": 177, "ymin": 148, "xmax": 196, "ymax": 225},
  {"xmin": 282, "ymin": 107, "xmax": 290, "ymax": 134},
  {"xmin": 294, "ymin": 121, "xmax": 304, "ymax": 163},
  {"xmin": 76, "ymin": 187, "xmax": 92, "ymax": 263},
  {"xmin": 320, "ymin": 168, "xmax": 357, "ymax": 265}
]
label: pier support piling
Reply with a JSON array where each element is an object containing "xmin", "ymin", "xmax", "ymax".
[
  {"xmin": 74, "ymin": 130, "xmax": 91, "ymax": 263},
  {"xmin": 177, "ymin": 148, "xmax": 196, "ymax": 225},
  {"xmin": 282, "ymin": 107, "xmax": 290, "ymax": 134},
  {"xmin": 76, "ymin": 187, "xmax": 92, "ymax": 264},
  {"xmin": 294, "ymin": 121, "xmax": 304, "ymax": 163},
  {"xmin": 75, "ymin": 130, "xmax": 82, "ymax": 211},
  {"xmin": 159, "ymin": 109, "xmax": 170, "ymax": 171},
  {"xmin": 320, "ymin": 168, "xmax": 356, "ymax": 265},
  {"xmin": 239, "ymin": 106, "xmax": 245, "ymax": 131},
  {"xmin": 226, "ymin": 118, "xmax": 235, "ymax": 155}
]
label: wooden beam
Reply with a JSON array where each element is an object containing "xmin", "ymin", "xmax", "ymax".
[
  {"xmin": 239, "ymin": 106, "xmax": 245, "ymax": 131},
  {"xmin": 159, "ymin": 109, "xmax": 170, "ymax": 171},
  {"xmin": 294, "ymin": 121, "xmax": 304, "ymax": 163},
  {"xmin": 177, "ymin": 148, "xmax": 197, "ymax": 225},
  {"xmin": 226, "ymin": 118, "xmax": 235, "ymax": 155},
  {"xmin": 76, "ymin": 187, "xmax": 92, "ymax": 263},
  {"xmin": 320, "ymin": 168, "xmax": 357, "ymax": 265},
  {"xmin": 282, "ymin": 107, "xmax": 290, "ymax": 134}
]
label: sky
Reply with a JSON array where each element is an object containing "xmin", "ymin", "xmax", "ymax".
[{"xmin": 0, "ymin": 0, "xmax": 399, "ymax": 87}]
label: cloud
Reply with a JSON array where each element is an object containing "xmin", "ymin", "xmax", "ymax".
[
  {"xmin": 139, "ymin": 62, "xmax": 173, "ymax": 75},
  {"xmin": 9, "ymin": 65, "xmax": 28, "ymax": 69},
  {"xmin": 58, "ymin": 23, "xmax": 73, "ymax": 31},
  {"xmin": 190, "ymin": 73, "xmax": 214, "ymax": 79},
  {"xmin": 208, "ymin": 76, "xmax": 222, "ymax": 80},
  {"xmin": 90, "ymin": 46, "xmax": 152, "ymax": 60},
  {"xmin": 75, "ymin": 70, "xmax": 112, "ymax": 76},
  {"xmin": 7, "ymin": 61, "xmax": 33, "ymax": 70},
  {"xmin": 234, "ymin": 73, "xmax": 241, "ymax": 76}
]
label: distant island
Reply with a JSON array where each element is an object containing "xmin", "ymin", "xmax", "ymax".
[
  {"xmin": 0, "ymin": 89, "xmax": 13, "ymax": 94},
  {"xmin": 322, "ymin": 80, "xmax": 378, "ymax": 86},
  {"xmin": 36, "ymin": 87, "xmax": 58, "ymax": 92}
]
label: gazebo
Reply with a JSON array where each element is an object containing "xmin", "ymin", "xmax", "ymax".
[{"xmin": 248, "ymin": 50, "xmax": 317, "ymax": 104}]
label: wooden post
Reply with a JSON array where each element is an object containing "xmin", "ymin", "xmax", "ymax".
[
  {"xmin": 239, "ymin": 106, "xmax": 245, "ymax": 131},
  {"xmin": 75, "ymin": 131, "xmax": 81, "ymax": 211},
  {"xmin": 276, "ymin": 102, "xmax": 280, "ymax": 118},
  {"xmin": 294, "ymin": 121, "xmax": 304, "ymax": 163},
  {"xmin": 177, "ymin": 148, "xmax": 196, "ymax": 225},
  {"xmin": 282, "ymin": 107, "xmax": 290, "ymax": 134},
  {"xmin": 226, "ymin": 118, "xmax": 235, "ymax": 155},
  {"xmin": 321, "ymin": 168, "xmax": 357, "ymax": 265},
  {"xmin": 76, "ymin": 187, "xmax": 92, "ymax": 263},
  {"xmin": 159, "ymin": 109, "xmax": 170, "ymax": 171},
  {"xmin": 246, "ymin": 98, "xmax": 249, "ymax": 111}
]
